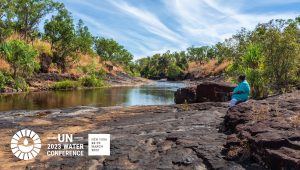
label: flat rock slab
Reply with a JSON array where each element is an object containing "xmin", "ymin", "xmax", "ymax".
[{"xmin": 0, "ymin": 103, "xmax": 247, "ymax": 170}]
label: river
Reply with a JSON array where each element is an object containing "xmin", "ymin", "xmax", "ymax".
[{"xmin": 0, "ymin": 81, "xmax": 185, "ymax": 111}]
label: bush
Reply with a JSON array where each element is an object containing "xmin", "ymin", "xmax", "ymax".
[
  {"xmin": 0, "ymin": 40, "xmax": 39, "ymax": 78},
  {"xmin": 0, "ymin": 71, "xmax": 6, "ymax": 89},
  {"xmin": 13, "ymin": 77, "xmax": 28, "ymax": 92},
  {"xmin": 80, "ymin": 75, "xmax": 104, "ymax": 87},
  {"xmin": 167, "ymin": 64, "xmax": 184, "ymax": 80},
  {"xmin": 0, "ymin": 71, "xmax": 13, "ymax": 89},
  {"xmin": 50, "ymin": 80, "xmax": 80, "ymax": 90}
]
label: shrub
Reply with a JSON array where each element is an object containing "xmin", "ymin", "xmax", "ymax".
[
  {"xmin": 0, "ymin": 71, "xmax": 6, "ymax": 89},
  {"xmin": 0, "ymin": 70, "xmax": 13, "ymax": 89},
  {"xmin": 0, "ymin": 40, "xmax": 39, "ymax": 78},
  {"xmin": 80, "ymin": 75, "xmax": 104, "ymax": 87},
  {"xmin": 167, "ymin": 64, "xmax": 184, "ymax": 80},
  {"xmin": 13, "ymin": 77, "xmax": 28, "ymax": 91},
  {"xmin": 50, "ymin": 80, "xmax": 80, "ymax": 90},
  {"xmin": 96, "ymin": 68, "xmax": 107, "ymax": 78}
]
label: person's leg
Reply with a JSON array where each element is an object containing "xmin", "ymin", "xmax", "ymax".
[{"xmin": 229, "ymin": 98, "xmax": 238, "ymax": 107}]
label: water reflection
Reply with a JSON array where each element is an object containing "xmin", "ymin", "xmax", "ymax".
[{"xmin": 0, "ymin": 81, "xmax": 185, "ymax": 111}]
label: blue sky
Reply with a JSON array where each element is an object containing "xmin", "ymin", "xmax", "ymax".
[{"xmin": 56, "ymin": 0, "xmax": 300, "ymax": 59}]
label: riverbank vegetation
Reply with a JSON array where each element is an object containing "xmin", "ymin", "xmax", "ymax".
[
  {"xmin": 136, "ymin": 17, "xmax": 300, "ymax": 99},
  {"xmin": 0, "ymin": 0, "xmax": 136, "ymax": 92}
]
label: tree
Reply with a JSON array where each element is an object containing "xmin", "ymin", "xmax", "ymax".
[
  {"xmin": 0, "ymin": 40, "xmax": 39, "ymax": 78},
  {"xmin": 0, "ymin": 0, "xmax": 14, "ymax": 42},
  {"xmin": 75, "ymin": 19, "xmax": 93, "ymax": 54},
  {"xmin": 11, "ymin": 0, "xmax": 60, "ymax": 40},
  {"xmin": 94, "ymin": 37, "xmax": 133, "ymax": 65},
  {"xmin": 94, "ymin": 37, "xmax": 122, "ymax": 61},
  {"xmin": 167, "ymin": 64, "xmax": 184, "ymax": 81},
  {"xmin": 226, "ymin": 17, "xmax": 300, "ymax": 97},
  {"xmin": 187, "ymin": 46, "xmax": 215, "ymax": 63},
  {"xmin": 136, "ymin": 50, "xmax": 188, "ymax": 80},
  {"xmin": 44, "ymin": 7, "xmax": 78, "ymax": 72},
  {"xmin": 254, "ymin": 19, "xmax": 300, "ymax": 87}
]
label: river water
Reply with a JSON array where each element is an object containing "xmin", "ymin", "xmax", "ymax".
[{"xmin": 0, "ymin": 81, "xmax": 185, "ymax": 111}]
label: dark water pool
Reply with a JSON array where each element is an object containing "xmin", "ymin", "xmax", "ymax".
[{"xmin": 0, "ymin": 81, "xmax": 185, "ymax": 111}]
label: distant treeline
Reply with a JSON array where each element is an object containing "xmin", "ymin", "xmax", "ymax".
[{"xmin": 136, "ymin": 17, "xmax": 300, "ymax": 98}]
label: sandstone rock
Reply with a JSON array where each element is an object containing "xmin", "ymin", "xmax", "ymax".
[
  {"xmin": 223, "ymin": 91, "xmax": 300, "ymax": 170},
  {"xmin": 174, "ymin": 86, "xmax": 197, "ymax": 104},
  {"xmin": 0, "ymin": 102, "xmax": 248, "ymax": 169},
  {"xmin": 0, "ymin": 87, "xmax": 15, "ymax": 93},
  {"xmin": 196, "ymin": 81, "xmax": 235, "ymax": 102},
  {"xmin": 30, "ymin": 73, "xmax": 80, "ymax": 81},
  {"xmin": 175, "ymin": 81, "xmax": 235, "ymax": 104}
]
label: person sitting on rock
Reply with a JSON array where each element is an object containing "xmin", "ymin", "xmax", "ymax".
[{"xmin": 229, "ymin": 75, "xmax": 250, "ymax": 107}]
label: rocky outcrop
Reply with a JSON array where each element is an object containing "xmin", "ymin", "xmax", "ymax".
[
  {"xmin": 174, "ymin": 86, "xmax": 197, "ymax": 104},
  {"xmin": 29, "ymin": 73, "xmax": 80, "ymax": 82},
  {"xmin": 196, "ymin": 81, "xmax": 235, "ymax": 102},
  {"xmin": 223, "ymin": 91, "xmax": 300, "ymax": 170},
  {"xmin": 175, "ymin": 81, "xmax": 235, "ymax": 104}
]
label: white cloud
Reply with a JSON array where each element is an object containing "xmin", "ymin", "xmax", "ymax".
[
  {"xmin": 108, "ymin": 1, "xmax": 187, "ymax": 47},
  {"xmin": 164, "ymin": 0, "xmax": 298, "ymax": 44}
]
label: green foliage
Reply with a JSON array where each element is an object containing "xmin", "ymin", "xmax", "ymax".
[
  {"xmin": 136, "ymin": 51, "xmax": 188, "ymax": 80},
  {"xmin": 94, "ymin": 37, "xmax": 133, "ymax": 65},
  {"xmin": 11, "ymin": 0, "xmax": 60, "ymax": 40},
  {"xmin": 44, "ymin": 7, "xmax": 78, "ymax": 72},
  {"xmin": 80, "ymin": 75, "xmax": 104, "ymax": 87},
  {"xmin": 0, "ymin": 71, "xmax": 29, "ymax": 91},
  {"xmin": 0, "ymin": 0, "xmax": 13, "ymax": 42},
  {"xmin": 0, "ymin": 71, "xmax": 10, "ymax": 89},
  {"xmin": 187, "ymin": 46, "xmax": 215, "ymax": 63},
  {"xmin": 255, "ymin": 20, "xmax": 300, "ymax": 86},
  {"xmin": 225, "ymin": 18, "xmax": 300, "ymax": 98},
  {"xmin": 77, "ymin": 62, "xmax": 107, "ymax": 79},
  {"xmin": 167, "ymin": 64, "xmax": 184, "ymax": 80},
  {"xmin": 0, "ymin": 39, "xmax": 39, "ymax": 78},
  {"xmin": 13, "ymin": 77, "xmax": 28, "ymax": 91},
  {"xmin": 227, "ymin": 44, "xmax": 268, "ymax": 98},
  {"xmin": 75, "ymin": 19, "xmax": 93, "ymax": 54},
  {"xmin": 49, "ymin": 80, "xmax": 80, "ymax": 90}
]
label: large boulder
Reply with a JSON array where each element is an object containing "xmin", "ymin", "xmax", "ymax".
[
  {"xmin": 196, "ymin": 81, "xmax": 235, "ymax": 102},
  {"xmin": 174, "ymin": 81, "xmax": 236, "ymax": 104},
  {"xmin": 174, "ymin": 86, "xmax": 197, "ymax": 104}
]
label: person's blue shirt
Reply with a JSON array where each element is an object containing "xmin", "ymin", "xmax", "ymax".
[{"xmin": 232, "ymin": 80, "xmax": 250, "ymax": 101}]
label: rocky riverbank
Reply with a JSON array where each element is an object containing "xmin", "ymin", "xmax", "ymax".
[
  {"xmin": 0, "ymin": 73, "xmax": 151, "ymax": 94},
  {"xmin": 0, "ymin": 91, "xmax": 299, "ymax": 169},
  {"xmin": 223, "ymin": 91, "xmax": 300, "ymax": 169}
]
